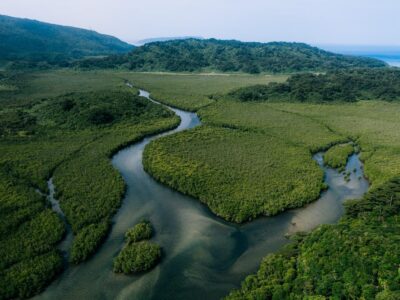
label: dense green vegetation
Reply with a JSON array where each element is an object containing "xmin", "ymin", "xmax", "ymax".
[
  {"xmin": 0, "ymin": 251, "xmax": 63, "ymax": 299},
  {"xmin": 144, "ymin": 125, "xmax": 332, "ymax": 222},
  {"xmin": 76, "ymin": 39, "xmax": 386, "ymax": 73},
  {"xmin": 228, "ymin": 69, "xmax": 400, "ymax": 102},
  {"xmin": 2, "ymin": 69, "xmax": 400, "ymax": 298},
  {"xmin": 113, "ymin": 242, "xmax": 161, "ymax": 274},
  {"xmin": 113, "ymin": 221, "xmax": 161, "ymax": 274},
  {"xmin": 0, "ymin": 71, "xmax": 178, "ymax": 298},
  {"xmin": 126, "ymin": 71, "xmax": 400, "ymax": 299},
  {"xmin": 70, "ymin": 220, "xmax": 110, "ymax": 264},
  {"xmin": 226, "ymin": 177, "xmax": 400, "ymax": 299},
  {"xmin": 211, "ymin": 91, "xmax": 400, "ymax": 299},
  {"xmin": 143, "ymin": 72, "xmax": 396, "ymax": 223},
  {"xmin": 324, "ymin": 144, "xmax": 354, "ymax": 170},
  {"xmin": 125, "ymin": 221, "xmax": 152, "ymax": 243},
  {"xmin": 0, "ymin": 14, "xmax": 133, "ymax": 67}
]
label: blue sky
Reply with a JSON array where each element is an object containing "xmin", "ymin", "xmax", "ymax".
[{"xmin": 0, "ymin": 0, "xmax": 399, "ymax": 46}]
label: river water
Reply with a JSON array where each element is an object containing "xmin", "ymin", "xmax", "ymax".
[{"xmin": 36, "ymin": 90, "xmax": 369, "ymax": 300}]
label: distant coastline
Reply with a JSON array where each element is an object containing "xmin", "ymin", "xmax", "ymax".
[
  {"xmin": 318, "ymin": 44, "xmax": 400, "ymax": 67},
  {"xmin": 367, "ymin": 55, "xmax": 400, "ymax": 67}
]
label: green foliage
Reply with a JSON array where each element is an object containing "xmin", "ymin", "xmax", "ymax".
[
  {"xmin": 0, "ymin": 171, "xmax": 44, "ymax": 238},
  {"xmin": 0, "ymin": 14, "xmax": 133, "ymax": 67},
  {"xmin": 263, "ymin": 100, "xmax": 400, "ymax": 187},
  {"xmin": 324, "ymin": 144, "xmax": 354, "ymax": 169},
  {"xmin": 0, "ymin": 70, "xmax": 128, "ymax": 108},
  {"xmin": 0, "ymin": 164, "xmax": 64, "ymax": 299},
  {"xmin": 0, "ymin": 142, "xmax": 64, "ymax": 298},
  {"xmin": 0, "ymin": 71, "xmax": 179, "ymax": 296},
  {"xmin": 1, "ymin": 70, "xmax": 286, "ymax": 111},
  {"xmin": 70, "ymin": 220, "xmax": 109, "ymax": 264},
  {"xmin": 0, "ymin": 110, "xmax": 36, "ymax": 135},
  {"xmin": 0, "ymin": 251, "xmax": 63, "ymax": 300},
  {"xmin": 88, "ymin": 108, "xmax": 114, "ymax": 125},
  {"xmin": 33, "ymin": 89, "xmax": 173, "ymax": 129},
  {"xmin": 229, "ymin": 69, "xmax": 400, "ymax": 102},
  {"xmin": 144, "ymin": 126, "xmax": 325, "ymax": 222},
  {"xmin": 0, "ymin": 210, "xmax": 64, "ymax": 270},
  {"xmin": 140, "ymin": 73, "xmax": 400, "ymax": 300},
  {"xmin": 125, "ymin": 221, "xmax": 152, "ymax": 243},
  {"xmin": 2, "ymin": 69, "xmax": 400, "ymax": 298},
  {"xmin": 113, "ymin": 241, "xmax": 161, "ymax": 274},
  {"xmin": 114, "ymin": 221, "xmax": 160, "ymax": 274},
  {"xmin": 198, "ymin": 100, "xmax": 344, "ymax": 152},
  {"xmin": 229, "ymin": 84, "xmax": 278, "ymax": 102},
  {"xmin": 76, "ymin": 39, "xmax": 386, "ymax": 73},
  {"xmin": 226, "ymin": 177, "xmax": 400, "ymax": 299},
  {"xmin": 121, "ymin": 72, "xmax": 286, "ymax": 111}
]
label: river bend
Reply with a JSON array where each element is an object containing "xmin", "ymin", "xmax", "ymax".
[{"xmin": 36, "ymin": 89, "xmax": 369, "ymax": 300}]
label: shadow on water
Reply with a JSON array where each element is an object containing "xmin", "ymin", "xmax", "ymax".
[{"xmin": 36, "ymin": 89, "xmax": 369, "ymax": 300}]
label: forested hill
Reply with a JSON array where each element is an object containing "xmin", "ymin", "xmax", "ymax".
[
  {"xmin": 76, "ymin": 38, "xmax": 386, "ymax": 73},
  {"xmin": 0, "ymin": 15, "xmax": 133, "ymax": 66},
  {"xmin": 228, "ymin": 68, "xmax": 400, "ymax": 102}
]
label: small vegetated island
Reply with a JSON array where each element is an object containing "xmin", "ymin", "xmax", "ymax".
[
  {"xmin": 113, "ymin": 221, "xmax": 161, "ymax": 274},
  {"xmin": 323, "ymin": 143, "xmax": 355, "ymax": 170}
]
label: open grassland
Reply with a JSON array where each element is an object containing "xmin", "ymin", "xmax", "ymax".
[
  {"xmin": 121, "ymin": 72, "xmax": 287, "ymax": 111},
  {"xmin": 2, "ymin": 70, "xmax": 286, "ymax": 111},
  {"xmin": 0, "ymin": 70, "xmax": 125, "ymax": 108},
  {"xmin": 0, "ymin": 70, "xmax": 179, "ymax": 299},
  {"xmin": 199, "ymin": 99, "xmax": 400, "ymax": 188},
  {"xmin": 268, "ymin": 101, "xmax": 400, "ymax": 187},
  {"xmin": 198, "ymin": 100, "xmax": 346, "ymax": 152}
]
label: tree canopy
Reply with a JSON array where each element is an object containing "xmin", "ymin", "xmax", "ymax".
[
  {"xmin": 228, "ymin": 68, "xmax": 400, "ymax": 102},
  {"xmin": 75, "ymin": 39, "xmax": 386, "ymax": 73}
]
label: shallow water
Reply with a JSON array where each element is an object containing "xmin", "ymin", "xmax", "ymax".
[
  {"xmin": 47, "ymin": 178, "xmax": 74, "ymax": 257},
  {"xmin": 36, "ymin": 90, "xmax": 369, "ymax": 300},
  {"xmin": 36, "ymin": 179, "xmax": 73, "ymax": 259}
]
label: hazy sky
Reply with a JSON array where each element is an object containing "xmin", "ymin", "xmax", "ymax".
[{"xmin": 0, "ymin": 0, "xmax": 399, "ymax": 46}]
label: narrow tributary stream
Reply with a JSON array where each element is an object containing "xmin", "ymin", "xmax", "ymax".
[
  {"xmin": 36, "ymin": 179, "xmax": 73, "ymax": 260},
  {"xmin": 37, "ymin": 90, "xmax": 369, "ymax": 300}
]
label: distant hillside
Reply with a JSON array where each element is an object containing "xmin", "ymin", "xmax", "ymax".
[
  {"xmin": 0, "ymin": 15, "xmax": 133, "ymax": 66},
  {"xmin": 134, "ymin": 36, "xmax": 203, "ymax": 46},
  {"xmin": 76, "ymin": 38, "xmax": 386, "ymax": 73}
]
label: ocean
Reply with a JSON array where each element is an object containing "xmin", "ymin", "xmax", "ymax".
[{"xmin": 317, "ymin": 45, "xmax": 400, "ymax": 67}]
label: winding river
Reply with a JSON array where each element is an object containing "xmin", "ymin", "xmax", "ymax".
[{"xmin": 36, "ymin": 90, "xmax": 369, "ymax": 300}]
